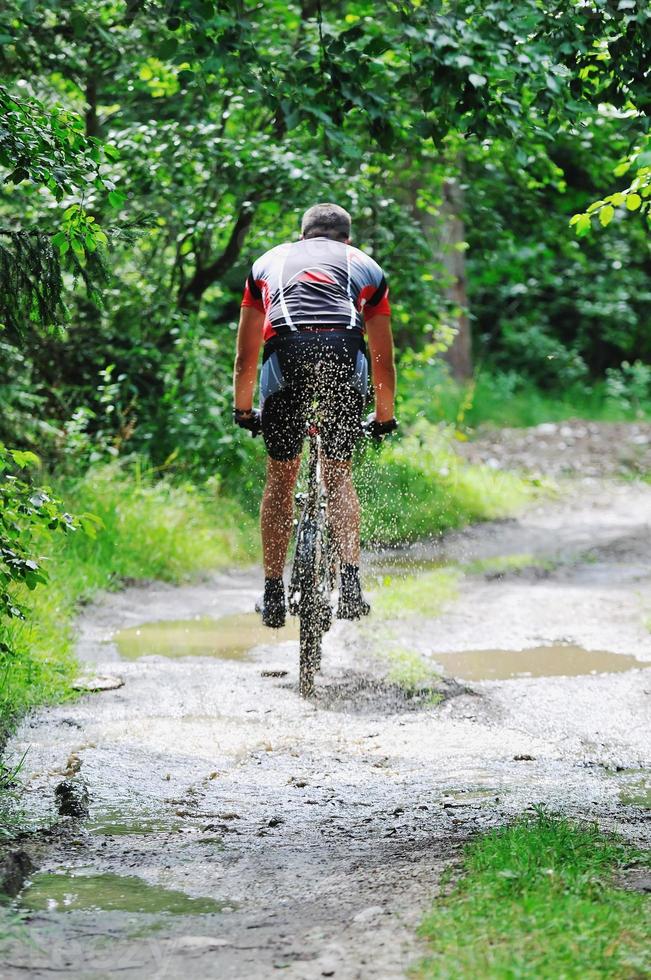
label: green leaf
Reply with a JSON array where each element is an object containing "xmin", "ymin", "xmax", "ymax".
[
  {"xmin": 108, "ymin": 190, "xmax": 126, "ymax": 208},
  {"xmin": 70, "ymin": 11, "xmax": 86, "ymax": 37},
  {"xmin": 625, "ymin": 193, "xmax": 642, "ymax": 211},
  {"xmin": 9, "ymin": 450, "xmax": 40, "ymax": 469},
  {"xmin": 158, "ymin": 37, "xmax": 178, "ymax": 59},
  {"xmin": 574, "ymin": 214, "xmax": 591, "ymax": 236},
  {"xmin": 599, "ymin": 205, "xmax": 614, "ymax": 227},
  {"xmin": 468, "ymin": 73, "xmax": 487, "ymax": 88},
  {"xmin": 8, "ymin": 167, "xmax": 29, "ymax": 184}
]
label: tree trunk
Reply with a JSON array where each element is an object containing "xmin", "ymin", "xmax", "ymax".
[
  {"xmin": 439, "ymin": 176, "xmax": 473, "ymax": 380},
  {"xmin": 85, "ymin": 75, "xmax": 99, "ymax": 139}
]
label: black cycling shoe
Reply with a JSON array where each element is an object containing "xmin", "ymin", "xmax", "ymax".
[
  {"xmin": 255, "ymin": 577, "xmax": 286, "ymax": 629},
  {"xmin": 337, "ymin": 564, "xmax": 370, "ymax": 620}
]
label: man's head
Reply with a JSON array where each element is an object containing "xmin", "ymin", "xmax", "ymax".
[{"xmin": 300, "ymin": 203, "xmax": 351, "ymax": 242}]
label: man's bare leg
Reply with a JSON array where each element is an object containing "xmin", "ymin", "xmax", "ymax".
[
  {"xmin": 261, "ymin": 457, "xmax": 301, "ymax": 578},
  {"xmin": 322, "ymin": 459, "xmax": 360, "ymax": 564},
  {"xmin": 323, "ymin": 458, "xmax": 369, "ymax": 618}
]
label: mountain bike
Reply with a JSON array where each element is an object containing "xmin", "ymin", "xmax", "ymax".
[{"xmin": 287, "ymin": 415, "xmax": 398, "ymax": 699}]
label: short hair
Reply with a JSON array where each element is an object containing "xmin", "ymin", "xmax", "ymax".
[{"xmin": 301, "ymin": 203, "xmax": 351, "ymax": 241}]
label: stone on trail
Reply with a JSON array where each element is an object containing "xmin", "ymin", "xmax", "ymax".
[
  {"xmin": 0, "ymin": 849, "xmax": 33, "ymax": 898},
  {"xmin": 72, "ymin": 674, "xmax": 124, "ymax": 692},
  {"xmin": 54, "ymin": 778, "xmax": 90, "ymax": 818}
]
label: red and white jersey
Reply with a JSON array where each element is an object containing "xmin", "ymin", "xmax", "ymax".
[{"xmin": 241, "ymin": 237, "xmax": 391, "ymax": 342}]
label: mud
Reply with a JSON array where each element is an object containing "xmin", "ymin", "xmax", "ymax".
[{"xmin": 2, "ymin": 468, "xmax": 651, "ymax": 979}]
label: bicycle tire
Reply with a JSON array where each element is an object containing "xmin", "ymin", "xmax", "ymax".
[{"xmin": 297, "ymin": 519, "xmax": 320, "ymax": 698}]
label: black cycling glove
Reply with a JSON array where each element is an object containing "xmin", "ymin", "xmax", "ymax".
[
  {"xmin": 363, "ymin": 412, "xmax": 398, "ymax": 441},
  {"xmin": 233, "ymin": 408, "xmax": 262, "ymax": 437}
]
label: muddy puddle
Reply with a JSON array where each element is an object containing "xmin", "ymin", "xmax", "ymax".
[
  {"xmin": 87, "ymin": 811, "xmax": 184, "ymax": 836},
  {"xmin": 431, "ymin": 644, "xmax": 650, "ymax": 681},
  {"xmin": 113, "ymin": 613, "xmax": 298, "ymax": 660},
  {"xmin": 19, "ymin": 870, "xmax": 228, "ymax": 915},
  {"xmin": 441, "ymin": 788, "xmax": 501, "ymax": 807}
]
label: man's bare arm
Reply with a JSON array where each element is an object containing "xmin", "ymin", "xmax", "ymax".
[
  {"xmin": 365, "ymin": 313, "xmax": 396, "ymax": 422},
  {"xmin": 233, "ymin": 306, "xmax": 264, "ymax": 411}
]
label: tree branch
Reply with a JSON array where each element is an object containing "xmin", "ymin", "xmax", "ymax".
[{"xmin": 177, "ymin": 204, "xmax": 256, "ymax": 310}]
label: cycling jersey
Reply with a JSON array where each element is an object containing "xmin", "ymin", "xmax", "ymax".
[{"xmin": 241, "ymin": 237, "xmax": 391, "ymax": 342}]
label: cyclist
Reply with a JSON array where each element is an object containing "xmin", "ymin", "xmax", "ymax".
[{"xmin": 233, "ymin": 203, "xmax": 397, "ymax": 628}]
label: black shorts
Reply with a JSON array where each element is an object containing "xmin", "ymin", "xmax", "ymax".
[{"xmin": 260, "ymin": 331, "xmax": 368, "ymax": 462}]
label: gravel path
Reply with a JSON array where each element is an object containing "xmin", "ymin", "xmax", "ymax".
[{"xmin": 2, "ymin": 433, "xmax": 651, "ymax": 979}]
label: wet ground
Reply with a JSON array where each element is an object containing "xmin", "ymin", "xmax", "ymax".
[{"xmin": 2, "ymin": 472, "xmax": 651, "ymax": 978}]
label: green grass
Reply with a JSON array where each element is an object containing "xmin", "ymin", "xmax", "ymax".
[
  {"xmin": 383, "ymin": 646, "xmax": 443, "ymax": 697},
  {"xmin": 418, "ymin": 811, "xmax": 651, "ymax": 980},
  {"xmin": 398, "ymin": 361, "xmax": 651, "ymax": 431},
  {"xmin": 358, "ymin": 423, "xmax": 542, "ymax": 545},
  {"xmin": 457, "ymin": 376, "xmax": 651, "ymax": 429},
  {"xmin": 363, "ymin": 569, "xmax": 458, "ymax": 695},
  {"xmin": 372, "ymin": 568, "xmax": 460, "ymax": 620},
  {"xmin": 1, "ymin": 464, "xmax": 258, "ymax": 732},
  {"xmin": 462, "ymin": 553, "xmax": 555, "ymax": 576}
]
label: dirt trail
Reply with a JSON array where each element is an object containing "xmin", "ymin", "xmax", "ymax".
[{"xmin": 3, "ymin": 448, "xmax": 651, "ymax": 978}]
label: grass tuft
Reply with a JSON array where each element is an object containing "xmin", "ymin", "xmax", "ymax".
[
  {"xmin": 372, "ymin": 568, "xmax": 460, "ymax": 620},
  {"xmin": 462, "ymin": 553, "xmax": 555, "ymax": 576},
  {"xmin": 384, "ymin": 646, "xmax": 443, "ymax": 696},
  {"xmin": 418, "ymin": 810, "xmax": 651, "ymax": 979}
]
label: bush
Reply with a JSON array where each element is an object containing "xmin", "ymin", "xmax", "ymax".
[{"xmin": 0, "ymin": 445, "xmax": 88, "ymax": 729}]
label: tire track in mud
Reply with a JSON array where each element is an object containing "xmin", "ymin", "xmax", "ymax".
[{"xmin": 2, "ymin": 479, "xmax": 651, "ymax": 979}]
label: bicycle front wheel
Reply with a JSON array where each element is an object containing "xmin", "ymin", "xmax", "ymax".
[
  {"xmin": 299, "ymin": 608, "xmax": 319, "ymax": 698},
  {"xmin": 297, "ymin": 519, "xmax": 322, "ymax": 698}
]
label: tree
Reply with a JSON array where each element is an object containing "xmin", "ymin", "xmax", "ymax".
[{"xmin": 1, "ymin": 0, "xmax": 650, "ymax": 466}]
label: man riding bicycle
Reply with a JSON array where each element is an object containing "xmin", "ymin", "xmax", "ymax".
[{"xmin": 233, "ymin": 203, "xmax": 397, "ymax": 628}]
